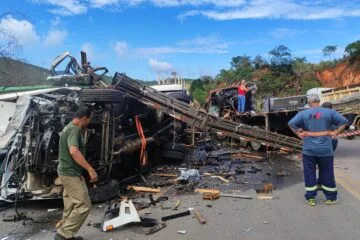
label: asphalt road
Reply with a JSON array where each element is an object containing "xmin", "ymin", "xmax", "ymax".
[{"xmin": 1, "ymin": 138, "xmax": 359, "ymax": 240}]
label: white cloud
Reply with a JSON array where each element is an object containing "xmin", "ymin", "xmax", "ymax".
[
  {"xmin": 136, "ymin": 35, "xmax": 230, "ymax": 56},
  {"xmin": 44, "ymin": 29, "xmax": 68, "ymax": 47},
  {"xmin": 148, "ymin": 0, "xmax": 246, "ymax": 7},
  {"xmin": 50, "ymin": 16, "xmax": 62, "ymax": 27},
  {"xmin": 90, "ymin": 0, "xmax": 119, "ymax": 8},
  {"xmin": 33, "ymin": 0, "xmax": 87, "ymax": 16},
  {"xmin": 269, "ymin": 28, "xmax": 307, "ymax": 39},
  {"xmin": 178, "ymin": 0, "xmax": 360, "ymax": 21},
  {"xmin": 0, "ymin": 15, "xmax": 40, "ymax": 46},
  {"xmin": 149, "ymin": 58, "xmax": 173, "ymax": 72},
  {"xmin": 114, "ymin": 41, "xmax": 128, "ymax": 56}
]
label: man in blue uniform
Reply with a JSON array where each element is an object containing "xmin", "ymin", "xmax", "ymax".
[{"xmin": 288, "ymin": 94, "xmax": 348, "ymax": 206}]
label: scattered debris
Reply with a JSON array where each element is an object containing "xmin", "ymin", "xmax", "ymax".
[
  {"xmin": 127, "ymin": 186, "xmax": 161, "ymax": 193},
  {"xmin": 276, "ymin": 170, "xmax": 291, "ymax": 177},
  {"xmin": 177, "ymin": 230, "xmax": 187, "ymax": 234},
  {"xmin": 173, "ymin": 200, "xmax": 181, "ymax": 210},
  {"xmin": 140, "ymin": 217, "xmax": 158, "ymax": 227},
  {"xmin": 194, "ymin": 210, "xmax": 206, "ymax": 224},
  {"xmin": 146, "ymin": 222, "xmax": 167, "ymax": 235},
  {"xmin": 176, "ymin": 169, "xmax": 201, "ymax": 185},
  {"xmin": 256, "ymin": 183, "xmax": 275, "ymax": 194},
  {"xmin": 220, "ymin": 194, "xmax": 253, "ymax": 199},
  {"xmin": 210, "ymin": 175, "xmax": 230, "ymax": 184},
  {"xmin": 152, "ymin": 173, "xmax": 178, "ymax": 177},
  {"xmin": 161, "ymin": 210, "xmax": 191, "ymax": 221},
  {"xmin": 203, "ymin": 192, "xmax": 220, "ymax": 201},
  {"xmin": 47, "ymin": 208, "xmax": 60, "ymax": 213},
  {"xmin": 102, "ymin": 199, "xmax": 141, "ymax": 232},
  {"xmin": 195, "ymin": 189, "xmax": 220, "ymax": 194}
]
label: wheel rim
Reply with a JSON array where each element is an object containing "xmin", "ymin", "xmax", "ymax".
[{"xmin": 250, "ymin": 141, "xmax": 261, "ymax": 151}]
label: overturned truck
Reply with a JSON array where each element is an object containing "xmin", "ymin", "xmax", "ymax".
[{"xmin": 0, "ymin": 54, "xmax": 302, "ymax": 204}]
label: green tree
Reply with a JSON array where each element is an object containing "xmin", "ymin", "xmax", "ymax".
[
  {"xmin": 322, "ymin": 45, "xmax": 337, "ymax": 60},
  {"xmin": 253, "ymin": 55, "xmax": 268, "ymax": 69},
  {"xmin": 230, "ymin": 55, "xmax": 252, "ymax": 70},
  {"xmin": 268, "ymin": 45, "xmax": 293, "ymax": 74},
  {"xmin": 345, "ymin": 40, "xmax": 360, "ymax": 62}
]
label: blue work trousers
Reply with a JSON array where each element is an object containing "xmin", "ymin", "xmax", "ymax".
[
  {"xmin": 303, "ymin": 154, "xmax": 337, "ymax": 201},
  {"xmin": 238, "ymin": 95, "xmax": 246, "ymax": 112}
]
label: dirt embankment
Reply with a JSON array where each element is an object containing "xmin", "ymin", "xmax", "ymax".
[{"xmin": 316, "ymin": 59, "xmax": 360, "ymax": 88}]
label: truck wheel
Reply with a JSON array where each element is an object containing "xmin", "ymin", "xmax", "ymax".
[
  {"xmin": 161, "ymin": 150, "xmax": 185, "ymax": 161},
  {"xmin": 250, "ymin": 141, "xmax": 263, "ymax": 151},
  {"xmin": 88, "ymin": 179, "xmax": 119, "ymax": 203},
  {"xmin": 161, "ymin": 143, "xmax": 186, "ymax": 153},
  {"xmin": 80, "ymin": 89, "xmax": 124, "ymax": 103}
]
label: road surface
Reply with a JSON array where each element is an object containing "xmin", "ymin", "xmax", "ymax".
[{"xmin": 1, "ymin": 138, "xmax": 359, "ymax": 240}]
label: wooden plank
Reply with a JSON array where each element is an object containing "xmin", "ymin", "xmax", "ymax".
[
  {"xmin": 127, "ymin": 186, "xmax": 161, "ymax": 193},
  {"xmin": 152, "ymin": 173, "xmax": 178, "ymax": 177},
  {"xmin": 194, "ymin": 210, "xmax": 206, "ymax": 224},
  {"xmin": 195, "ymin": 189, "xmax": 220, "ymax": 194}
]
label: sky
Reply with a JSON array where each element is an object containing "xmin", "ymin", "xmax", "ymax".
[{"xmin": 1, "ymin": 0, "xmax": 360, "ymax": 81}]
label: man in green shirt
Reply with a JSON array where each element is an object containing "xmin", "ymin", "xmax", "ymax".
[{"xmin": 55, "ymin": 107, "xmax": 98, "ymax": 240}]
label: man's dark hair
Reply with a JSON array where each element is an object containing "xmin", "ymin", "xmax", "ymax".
[
  {"xmin": 322, "ymin": 102, "xmax": 333, "ymax": 109},
  {"xmin": 75, "ymin": 107, "xmax": 92, "ymax": 119}
]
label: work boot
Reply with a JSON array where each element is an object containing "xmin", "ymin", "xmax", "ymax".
[
  {"xmin": 305, "ymin": 198, "xmax": 316, "ymax": 206},
  {"xmin": 325, "ymin": 199, "xmax": 339, "ymax": 205},
  {"xmin": 54, "ymin": 233, "xmax": 84, "ymax": 240}
]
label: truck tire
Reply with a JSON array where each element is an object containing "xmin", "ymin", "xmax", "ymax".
[
  {"xmin": 161, "ymin": 150, "xmax": 185, "ymax": 161},
  {"xmin": 161, "ymin": 143, "xmax": 186, "ymax": 153},
  {"xmin": 88, "ymin": 179, "xmax": 119, "ymax": 203},
  {"xmin": 80, "ymin": 89, "xmax": 124, "ymax": 103}
]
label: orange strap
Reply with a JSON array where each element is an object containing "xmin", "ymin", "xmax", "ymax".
[{"xmin": 135, "ymin": 116, "xmax": 147, "ymax": 166}]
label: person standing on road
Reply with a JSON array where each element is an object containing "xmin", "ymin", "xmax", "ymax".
[
  {"xmin": 288, "ymin": 94, "xmax": 348, "ymax": 206},
  {"xmin": 55, "ymin": 107, "xmax": 98, "ymax": 240},
  {"xmin": 237, "ymin": 80, "xmax": 249, "ymax": 113}
]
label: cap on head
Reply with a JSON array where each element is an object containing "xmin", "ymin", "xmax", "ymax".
[{"xmin": 307, "ymin": 94, "xmax": 320, "ymax": 104}]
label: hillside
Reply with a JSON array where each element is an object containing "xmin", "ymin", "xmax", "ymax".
[
  {"xmin": 316, "ymin": 59, "xmax": 360, "ymax": 87},
  {"xmin": 0, "ymin": 58, "xmax": 49, "ymax": 86}
]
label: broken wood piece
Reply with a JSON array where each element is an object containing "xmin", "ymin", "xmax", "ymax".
[
  {"xmin": 202, "ymin": 192, "xmax": 220, "ymax": 201},
  {"xmin": 220, "ymin": 194, "xmax": 253, "ymax": 199},
  {"xmin": 257, "ymin": 195, "xmax": 279, "ymax": 200},
  {"xmin": 232, "ymin": 153, "xmax": 264, "ymax": 160},
  {"xmin": 211, "ymin": 176, "xmax": 229, "ymax": 183},
  {"xmin": 173, "ymin": 200, "xmax": 181, "ymax": 210},
  {"xmin": 195, "ymin": 189, "xmax": 220, "ymax": 194},
  {"xmin": 127, "ymin": 186, "xmax": 160, "ymax": 193},
  {"xmin": 152, "ymin": 173, "xmax": 178, "ymax": 177},
  {"xmin": 146, "ymin": 222, "xmax": 167, "ymax": 235},
  {"xmin": 194, "ymin": 210, "xmax": 206, "ymax": 224}
]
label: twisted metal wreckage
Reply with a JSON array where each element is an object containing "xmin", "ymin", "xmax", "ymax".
[{"xmin": 0, "ymin": 52, "xmax": 303, "ymax": 205}]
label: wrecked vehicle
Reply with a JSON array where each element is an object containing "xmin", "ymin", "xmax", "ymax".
[
  {"xmin": 47, "ymin": 51, "xmax": 109, "ymax": 87},
  {"xmin": 0, "ymin": 53, "xmax": 188, "ymax": 204},
  {"xmin": 205, "ymin": 82, "xmax": 257, "ymax": 118}
]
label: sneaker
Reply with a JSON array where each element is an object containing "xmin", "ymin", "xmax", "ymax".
[
  {"xmin": 54, "ymin": 234, "xmax": 84, "ymax": 240},
  {"xmin": 325, "ymin": 199, "xmax": 339, "ymax": 205},
  {"xmin": 305, "ymin": 198, "xmax": 316, "ymax": 206}
]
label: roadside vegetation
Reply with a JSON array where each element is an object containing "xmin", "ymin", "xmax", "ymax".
[{"xmin": 190, "ymin": 40, "xmax": 360, "ymax": 106}]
